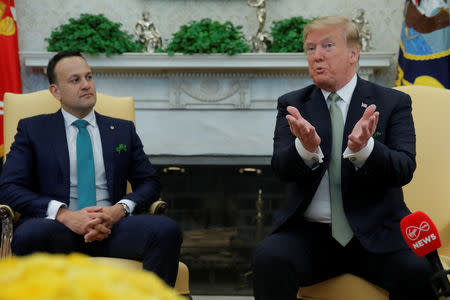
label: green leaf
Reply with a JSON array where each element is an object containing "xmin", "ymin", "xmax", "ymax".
[
  {"xmin": 269, "ymin": 16, "xmax": 314, "ymax": 53},
  {"xmin": 46, "ymin": 13, "xmax": 145, "ymax": 56},
  {"xmin": 162, "ymin": 18, "xmax": 250, "ymax": 55}
]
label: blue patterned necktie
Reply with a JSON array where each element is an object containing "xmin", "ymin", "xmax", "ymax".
[
  {"xmin": 328, "ymin": 92, "xmax": 353, "ymax": 246},
  {"xmin": 73, "ymin": 120, "xmax": 96, "ymax": 209}
]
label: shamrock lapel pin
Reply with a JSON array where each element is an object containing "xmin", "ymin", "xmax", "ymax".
[
  {"xmin": 116, "ymin": 144, "xmax": 127, "ymax": 154},
  {"xmin": 373, "ymin": 131, "xmax": 382, "ymax": 138}
]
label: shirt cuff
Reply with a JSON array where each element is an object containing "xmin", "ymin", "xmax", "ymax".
[
  {"xmin": 295, "ymin": 138, "xmax": 324, "ymax": 168},
  {"xmin": 46, "ymin": 200, "xmax": 67, "ymax": 220},
  {"xmin": 117, "ymin": 199, "xmax": 136, "ymax": 214},
  {"xmin": 343, "ymin": 137, "xmax": 374, "ymax": 168}
]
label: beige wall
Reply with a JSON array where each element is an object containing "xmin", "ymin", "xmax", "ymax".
[{"xmin": 15, "ymin": 0, "xmax": 405, "ymax": 86}]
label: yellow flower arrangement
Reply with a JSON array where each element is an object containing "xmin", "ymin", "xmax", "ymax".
[{"xmin": 0, "ymin": 253, "xmax": 184, "ymax": 300}]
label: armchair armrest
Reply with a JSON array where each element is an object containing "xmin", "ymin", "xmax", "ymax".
[
  {"xmin": 150, "ymin": 200, "xmax": 169, "ymax": 216},
  {"xmin": 0, "ymin": 204, "xmax": 14, "ymax": 258}
]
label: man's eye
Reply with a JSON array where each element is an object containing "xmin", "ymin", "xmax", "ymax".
[
  {"xmin": 326, "ymin": 43, "xmax": 334, "ymax": 48},
  {"xmin": 71, "ymin": 78, "xmax": 79, "ymax": 83},
  {"xmin": 86, "ymin": 75, "xmax": 93, "ymax": 81}
]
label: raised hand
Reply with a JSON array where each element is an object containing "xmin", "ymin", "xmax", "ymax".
[
  {"xmin": 286, "ymin": 106, "xmax": 321, "ymax": 153},
  {"xmin": 347, "ymin": 104, "xmax": 379, "ymax": 153}
]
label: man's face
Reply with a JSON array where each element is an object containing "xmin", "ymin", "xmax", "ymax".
[
  {"xmin": 49, "ymin": 56, "xmax": 96, "ymax": 118},
  {"xmin": 305, "ymin": 26, "xmax": 359, "ymax": 92}
]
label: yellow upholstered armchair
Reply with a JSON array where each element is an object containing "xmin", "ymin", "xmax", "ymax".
[
  {"xmin": 0, "ymin": 90, "xmax": 191, "ymax": 298},
  {"xmin": 297, "ymin": 85, "xmax": 450, "ymax": 300}
]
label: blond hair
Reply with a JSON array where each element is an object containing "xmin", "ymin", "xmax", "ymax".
[{"xmin": 303, "ymin": 15, "xmax": 361, "ymax": 49}]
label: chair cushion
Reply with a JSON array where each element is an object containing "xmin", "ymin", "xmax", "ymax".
[
  {"xmin": 91, "ymin": 256, "xmax": 142, "ymax": 269},
  {"xmin": 297, "ymin": 274, "xmax": 388, "ymax": 300},
  {"xmin": 91, "ymin": 257, "xmax": 190, "ymax": 295}
]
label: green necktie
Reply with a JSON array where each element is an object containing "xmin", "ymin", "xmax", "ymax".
[
  {"xmin": 328, "ymin": 92, "xmax": 353, "ymax": 246},
  {"xmin": 73, "ymin": 120, "xmax": 96, "ymax": 210}
]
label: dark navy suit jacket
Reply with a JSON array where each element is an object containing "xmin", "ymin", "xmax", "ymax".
[
  {"xmin": 271, "ymin": 76, "xmax": 416, "ymax": 254},
  {"xmin": 0, "ymin": 110, "xmax": 161, "ymax": 218}
]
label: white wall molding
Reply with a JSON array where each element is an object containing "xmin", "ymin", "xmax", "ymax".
[
  {"xmin": 21, "ymin": 52, "xmax": 394, "ymax": 71},
  {"xmin": 21, "ymin": 52, "xmax": 396, "ymax": 111},
  {"xmin": 20, "ymin": 52, "xmax": 396, "ymax": 156}
]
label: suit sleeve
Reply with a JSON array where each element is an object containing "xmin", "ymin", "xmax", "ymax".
[
  {"xmin": 356, "ymin": 92, "xmax": 416, "ymax": 187},
  {"xmin": 123, "ymin": 122, "xmax": 161, "ymax": 213},
  {"xmin": 271, "ymin": 94, "xmax": 325, "ymax": 183},
  {"xmin": 0, "ymin": 119, "xmax": 52, "ymax": 218}
]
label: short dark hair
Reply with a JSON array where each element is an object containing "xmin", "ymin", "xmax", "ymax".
[{"xmin": 47, "ymin": 50, "xmax": 86, "ymax": 85}]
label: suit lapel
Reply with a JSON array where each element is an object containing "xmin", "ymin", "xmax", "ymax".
[
  {"xmin": 52, "ymin": 111, "xmax": 71, "ymax": 203},
  {"xmin": 343, "ymin": 76, "xmax": 376, "ymax": 151},
  {"xmin": 96, "ymin": 113, "xmax": 115, "ymax": 197},
  {"xmin": 303, "ymin": 87, "xmax": 332, "ymax": 163}
]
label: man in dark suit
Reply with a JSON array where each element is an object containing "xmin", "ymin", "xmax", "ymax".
[
  {"xmin": 0, "ymin": 51, "xmax": 182, "ymax": 287},
  {"xmin": 252, "ymin": 16, "xmax": 437, "ymax": 299}
]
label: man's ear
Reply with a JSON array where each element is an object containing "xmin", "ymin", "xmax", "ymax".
[
  {"xmin": 49, "ymin": 84, "xmax": 61, "ymax": 102},
  {"xmin": 349, "ymin": 46, "xmax": 360, "ymax": 64}
]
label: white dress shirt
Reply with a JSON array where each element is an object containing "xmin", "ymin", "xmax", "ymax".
[
  {"xmin": 295, "ymin": 74, "xmax": 374, "ymax": 222},
  {"xmin": 46, "ymin": 108, "xmax": 135, "ymax": 219}
]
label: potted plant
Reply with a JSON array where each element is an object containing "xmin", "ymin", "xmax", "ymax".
[
  {"xmin": 161, "ymin": 18, "xmax": 251, "ymax": 56},
  {"xmin": 268, "ymin": 16, "xmax": 313, "ymax": 53},
  {"xmin": 46, "ymin": 13, "xmax": 144, "ymax": 56}
]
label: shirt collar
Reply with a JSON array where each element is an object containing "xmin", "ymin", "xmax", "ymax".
[
  {"xmin": 321, "ymin": 73, "xmax": 357, "ymax": 105},
  {"xmin": 61, "ymin": 108, "xmax": 97, "ymax": 129}
]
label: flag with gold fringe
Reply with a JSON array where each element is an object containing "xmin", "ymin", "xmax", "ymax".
[
  {"xmin": 0, "ymin": 0, "xmax": 22, "ymax": 158},
  {"xmin": 396, "ymin": 0, "xmax": 449, "ymax": 89}
]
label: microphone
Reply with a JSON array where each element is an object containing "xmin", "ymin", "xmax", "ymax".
[{"xmin": 400, "ymin": 211, "xmax": 450, "ymax": 298}]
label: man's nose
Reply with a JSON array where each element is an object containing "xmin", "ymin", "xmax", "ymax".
[
  {"xmin": 312, "ymin": 48, "xmax": 324, "ymax": 61},
  {"xmin": 80, "ymin": 78, "xmax": 91, "ymax": 89}
]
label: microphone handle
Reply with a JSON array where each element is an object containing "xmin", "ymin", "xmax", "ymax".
[{"xmin": 426, "ymin": 250, "xmax": 450, "ymax": 297}]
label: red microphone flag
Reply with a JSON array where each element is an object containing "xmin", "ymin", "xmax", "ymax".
[
  {"xmin": 0, "ymin": 0, "xmax": 22, "ymax": 157},
  {"xmin": 400, "ymin": 211, "xmax": 442, "ymax": 257}
]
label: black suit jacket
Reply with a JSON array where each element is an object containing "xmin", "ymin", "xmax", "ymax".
[
  {"xmin": 0, "ymin": 110, "xmax": 161, "ymax": 218},
  {"xmin": 271, "ymin": 76, "xmax": 416, "ymax": 253}
]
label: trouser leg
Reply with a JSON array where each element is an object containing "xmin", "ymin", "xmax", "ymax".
[
  {"xmin": 349, "ymin": 241, "xmax": 438, "ymax": 300},
  {"xmin": 252, "ymin": 222, "xmax": 345, "ymax": 300},
  {"xmin": 12, "ymin": 218, "xmax": 81, "ymax": 255},
  {"xmin": 87, "ymin": 215, "xmax": 182, "ymax": 287}
]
